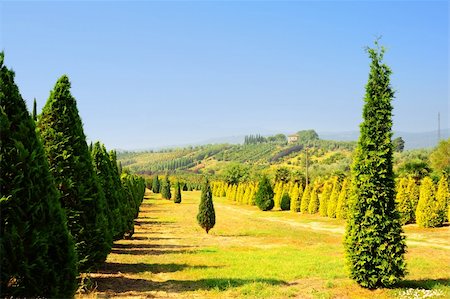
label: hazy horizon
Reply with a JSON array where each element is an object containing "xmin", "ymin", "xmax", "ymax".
[{"xmin": 1, "ymin": 1, "xmax": 448, "ymax": 149}]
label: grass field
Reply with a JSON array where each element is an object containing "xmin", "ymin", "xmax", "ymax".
[{"xmin": 79, "ymin": 190, "xmax": 449, "ymax": 298}]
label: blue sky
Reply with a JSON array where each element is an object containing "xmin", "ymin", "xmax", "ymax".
[{"xmin": 1, "ymin": 1, "xmax": 448, "ymax": 150}]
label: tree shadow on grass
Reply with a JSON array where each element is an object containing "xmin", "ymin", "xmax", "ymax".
[
  {"xmin": 113, "ymin": 243, "xmax": 196, "ymax": 250},
  {"xmin": 395, "ymin": 278, "xmax": 450, "ymax": 289},
  {"xmin": 94, "ymin": 277, "xmax": 287, "ymax": 294},
  {"xmin": 130, "ymin": 236, "xmax": 182, "ymax": 241},
  {"xmin": 98, "ymin": 262, "xmax": 219, "ymax": 274},
  {"xmin": 134, "ymin": 220, "xmax": 174, "ymax": 226},
  {"xmin": 110, "ymin": 248, "xmax": 198, "ymax": 256}
]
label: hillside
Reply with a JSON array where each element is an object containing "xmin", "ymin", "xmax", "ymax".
[{"xmin": 117, "ymin": 132, "xmax": 356, "ymax": 180}]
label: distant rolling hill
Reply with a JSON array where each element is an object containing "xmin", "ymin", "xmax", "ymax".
[{"xmin": 319, "ymin": 129, "xmax": 449, "ymax": 150}]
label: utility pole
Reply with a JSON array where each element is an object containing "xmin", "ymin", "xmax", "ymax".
[
  {"xmin": 305, "ymin": 145, "xmax": 309, "ymax": 186},
  {"xmin": 438, "ymin": 112, "xmax": 441, "ymax": 142}
]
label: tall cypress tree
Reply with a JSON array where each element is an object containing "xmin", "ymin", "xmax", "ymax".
[
  {"xmin": 345, "ymin": 42, "xmax": 406, "ymax": 288},
  {"xmin": 254, "ymin": 176, "xmax": 274, "ymax": 211},
  {"xmin": 32, "ymin": 97, "xmax": 37, "ymax": 121},
  {"xmin": 197, "ymin": 179, "xmax": 216, "ymax": 233},
  {"xmin": 174, "ymin": 182, "xmax": 182, "ymax": 203},
  {"xmin": 0, "ymin": 53, "xmax": 77, "ymax": 297},
  {"xmin": 161, "ymin": 175, "xmax": 172, "ymax": 199},
  {"xmin": 37, "ymin": 75, "xmax": 111, "ymax": 271},
  {"xmin": 152, "ymin": 175, "xmax": 160, "ymax": 193}
]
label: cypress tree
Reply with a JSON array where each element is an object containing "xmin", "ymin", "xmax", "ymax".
[
  {"xmin": 327, "ymin": 178, "xmax": 340, "ymax": 218},
  {"xmin": 406, "ymin": 177, "xmax": 419, "ymax": 222},
  {"xmin": 336, "ymin": 178, "xmax": 349, "ymax": 219},
  {"xmin": 300, "ymin": 184, "xmax": 311, "ymax": 213},
  {"xmin": 345, "ymin": 42, "xmax": 406, "ymax": 288},
  {"xmin": 0, "ymin": 53, "xmax": 77, "ymax": 297},
  {"xmin": 396, "ymin": 177, "xmax": 413, "ymax": 225},
  {"xmin": 308, "ymin": 184, "xmax": 319, "ymax": 214},
  {"xmin": 37, "ymin": 75, "xmax": 111, "ymax": 271},
  {"xmin": 436, "ymin": 175, "xmax": 449, "ymax": 222},
  {"xmin": 290, "ymin": 183, "xmax": 300, "ymax": 212},
  {"xmin": 152, "ymin": 175, "xmax": 160, "ymax": 193},
  {"xmin": 92, "ymin": 142, "xmax": 127, "ymax": 239},
  {"xmin": 254, "ymin": 176, "xmax": 275, "ymax": 211},
  {"xmin": 319, "ymin": 181, "xmax": 332, "ymax": 217},
  {"xmin": 32, "ymin": 97, "xmax": 37, "ymax": 121},
  {"xmin": 280, "ymin": 193, "xmax": 291, "ymax": 211},
  {"xmin": 416, "ymin": 177, "xmax": 445, "ymax": 227},
  {"xmin": 174, "ymin": 182, "xmax": 182, "ymax": 203},
  {"xmin": 197, "ymin": 179, "xmax": 216, "ymax": 233},
  {"xmin": 161, "ymin": 175, "xmax": 172, "ymax": 199}
]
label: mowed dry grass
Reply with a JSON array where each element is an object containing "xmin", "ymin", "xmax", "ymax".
[{"xmin": 78, "ymin": 190, "xmax": 450, "ymax": 299}]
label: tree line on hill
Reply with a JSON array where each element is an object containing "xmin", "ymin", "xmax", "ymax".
[{"xmin": 0, "ymin": 53, "xmax": 145, "ymax": 298}]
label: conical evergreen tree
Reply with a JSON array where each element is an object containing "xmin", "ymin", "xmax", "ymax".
[
  {"xmin": 345, "ymin": 42, "xmax": 406, "ymax": 288},
  {"xmin": 300, "ymin": 184, "xmax": 311, "ymax": 213},
  {"xmin": 161, "ymin": 175, "xmax": 172, "ymax": 199},
  {"xmin": 309, "ymin": 184, "xmax": 320, "ymax": 214},
  {"xmin": 280, "ymin": 193, "xmax": 291, "ymax": 211},
  {"xmin": 32, "ymin": 97, "xmax": 37, "ymax": 121},
  {"xmin": 254, "ymin": 176, "xmax": 274, "ymax": 211},
  {"xmin": 436, "ymin": 175, "xmax": 449, "ymax": 222},
  {"xmin": 197, "ymin": 179, "xmax": 216, "ymax": 233},
  {"xmin": 0, "ymin": 54, "xmax": 77, "ymax": 297},
  {"xmin": 319, "ymin": 181, "xmax": 332, "ymax": 217},
  {"xmin": 152, "ymin": 175, "xmax": 160, "ymax": 193},
  {"xmin": 290, "ymin": 183, "xmax": 300, "ymax": 212},
  {"xmin": 336, "ymin": 178, "xmax": 349, "ymax": 219},
  {"xmin": 327, "ymin": 178, "xmax": 340, "ymax": 218},
  {"xmin": 174, "ymin": 182, "xmax": 182, "ymax": 203},
  {"xmin": 416, "ymin": 177, "xmax": 445, "ymax": 227},
  {"xmin": 37, "ymin": 75, "xmax": 111, "ymax": 271},
  {"xmin": 396, "ymin": 177, "xmax": 413, "ymax": 225},
  {"xmin": 406, "ymin": 177, "xmax": 419, "ymax": 223},
  {"xmin": 91, "ymin": 142, "xmax": 127, "ymax": 239}
]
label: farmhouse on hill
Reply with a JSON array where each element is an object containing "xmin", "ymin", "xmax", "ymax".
[{"xmin": 287, "ymin": 134, "xmax": 299, "ymax": 144}]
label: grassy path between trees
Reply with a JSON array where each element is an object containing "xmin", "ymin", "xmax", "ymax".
[{"xmin": 79, "ymin": 190, "xmax": 449, "ymax": 298}]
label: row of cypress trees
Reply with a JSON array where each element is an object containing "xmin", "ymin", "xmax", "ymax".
[{"xmin": 0, "ymin": 53, "xmax": 145, "ymax": 297}]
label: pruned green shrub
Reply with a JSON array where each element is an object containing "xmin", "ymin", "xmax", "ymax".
[
  {"xmin": 280, "ymin": 193, "xmax": 291, "ymax": 211},
  {"xmin": 254, "ymin": 176, "xmax": 274, "ymax": 211}
]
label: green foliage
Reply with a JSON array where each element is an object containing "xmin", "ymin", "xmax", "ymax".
[
  {"xmin": 436, "ymin": 175, "xmax": 449, "ymax": 221},
  {"xmin": 327, "ymin": 178, "xmax": 340, "ymax": 218},
  {"xmin": 396, "ymin": 177, "xmax": 414, "ymax": 225},
  {"xmin": 280, "ymin": 193, "xmax": 291, "ymax": 211},
  {"xmin": 161, "ymin": 175, "xmax": 172, "ymax": 199},
  {"xmin": 222, "ymin": 163, "xmax": 250, "ymax": 185},
  {"xmin": 37, "ymin": 75, "xmax": 111, "ymax": 271},
  {"xmin": 308, "ymin": 184, "xmax": 319, "ymax": 214},
  {"xmin": 91, "ymin": 142, "xmax": 128, "ymax": 240},
  {"xmin": 393, "ymin": 137, "xmax": 405, "ymax": 152},
  {"xmin": 290, "ymin": 183, "xmax": 302, "ymax": 213},
  {"xmin": 336, "ymin": 178, "xmax": 349, "ymax": 219},
  {"xmin": 296, "ymin": 129, "xmax": 319, "ymax": 143},
  {"xmin": 32, "ymin": 97, "xmax": 37, "ymax": 121},
  {"xmin": 300, "ymin": 183, "xmax": 310, "ymax": 213},
  {"xmin": 0, "ymin": 54, "xmax": 77, "ymax": 297},
  {"xmin": 174, "ymin": 182, "xmax": 182, "ymax": 203},
  {"xmin": 275, "ymin": 167, "xmax": 291, "ymax": 183},
  {"xmin": 319, "ymin": 182, "xmax": 332, "ymax": 217},
  {"xmin": 255, "ymin": 176, "xmax": 275, "ymax": 211},
  {"xmin": 197, "ymin": 179, "xmax": 216, "ymax": 233},
  {"xmin": 430, "ymin": 139, "xmax": 450, "ymax": 175},
  {"xmin": 345, "ymin": 42, "xmax": 406, "ymax": 288},
  {"xmin": 416, "ymin": 176, "xmax": 447, "ymax": 227},
  {"xmin": 152, "ymin": 175, "xmax": 161, "ymax": 193},
  {"xmin": 121, "ymin": 173, "xmax": 146, "ymax": 238}
]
